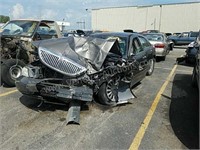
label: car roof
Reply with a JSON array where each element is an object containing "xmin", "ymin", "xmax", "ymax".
[
  {"xmin": 143, "ymin": 33, "xmax": 164, "ymax": 36},
  {"xmin": 91, "ymin": 32, "xmax": 140, "ymax": 38}
]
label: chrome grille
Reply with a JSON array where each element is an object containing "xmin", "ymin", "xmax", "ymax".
[{"xmin": 39, "ymin": 48, "xmax": 86, "ymax": 77}]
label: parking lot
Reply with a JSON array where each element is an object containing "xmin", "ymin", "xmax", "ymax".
[{"xmin": 0, "ymin": 47, "xmax": 199, "ymax": 150}]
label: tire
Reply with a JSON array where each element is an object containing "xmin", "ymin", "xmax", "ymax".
[
  {"xmin": 1, "ymin": 59, "xmax": 26, "ymax": 87},
  {"xmin": 185, "ymin": 58, "xmax": 190, "ymax": 64},
  {"xmin": 97, "ymin": 79, "xmax": 119, "ymax": 106},
  {"xmin": 170, "ymin": 44, "xmax": 173, "ymax": 51},
  {"xmin": 146, "ymin": 58, "xmax": 155, "ymax": 76},
  {"xmin": 161, "ymin": 55, "xmax": 166, "ymax": 61}
]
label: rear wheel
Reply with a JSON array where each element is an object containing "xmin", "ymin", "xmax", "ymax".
[
  {"xmin": 161, "ymin": 55, "xmax": 166, "ymax": 61},
  {"xmin": 1, "ymin": 59, "xmax": 25, "ymax": 87},
  {"xmin": 146, "ymin": 58, "xmax": 155, "ymax": 76}
]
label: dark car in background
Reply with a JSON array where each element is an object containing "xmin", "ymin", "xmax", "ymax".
[
  {"xmin": 177, "ymin": 31, "xmax": 200, "ymax": 65},
  {"xmin": 16, "ymin": 32, "xmax": 156, "ymax": 108},
  {"xmin": 191, "ymin": 33, "xmax": 200, "ymax": 88},
  {"xmin": 185, "ymin": 36, "xmax": 200, "ymax": 64},
  {"xmin": 168, "ymin": 31, "xmax": 199, "ymax": 46},
  {"xmin": 63, "ymin": 29, "xmax": 102, "ymax": 37},
  {"xmin": 192, "ymin": 50, "xmax": 199, "ymax": 89},
  {"xmin": 165, "ymin": 33, "xmax": 172, "ymax": 37},
  {"xmin": 143, "ymin": 33, "xmax": 173, "ymax": 60}
]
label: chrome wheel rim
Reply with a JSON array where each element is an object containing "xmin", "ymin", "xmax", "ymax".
[
  {"xmin": 106, "ymin": 79, "xmax": 119, "ymax": 102},
  {"xmin": 9, "ymin": 65, "xmax": 22, "ymax": 79}
]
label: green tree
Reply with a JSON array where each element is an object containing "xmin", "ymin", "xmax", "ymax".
[{"xmin": 0, "ymin": 15, "xmax": 10, "ymax": 23}]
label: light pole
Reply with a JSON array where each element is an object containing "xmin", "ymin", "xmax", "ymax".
[{"xmin": 159, "ymin": 5, "xmax": 162, "ymax": 31}]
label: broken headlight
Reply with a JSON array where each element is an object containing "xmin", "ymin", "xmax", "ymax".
[{"xmin": 22, "ymin": 65, "xmax": 43, "ymax": 78}]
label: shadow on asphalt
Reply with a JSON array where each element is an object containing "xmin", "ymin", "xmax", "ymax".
[
  {"xmin": 176, "ymin": 57, "xmax": 195, "ymax": 67},
  {"xmin": 19, "ymin": 95, "xmax": 90, "ymax": 112},
  {"xmin": 170, "ymin": 74, "xmax": 199, "ymax": 149},
  {"xmin": 174, "ymin": 46, "xmax": 187, "ymax": 49},
  {"xmin": 19, "ymin": 95, "xmax": 69, "ymax": 111}
]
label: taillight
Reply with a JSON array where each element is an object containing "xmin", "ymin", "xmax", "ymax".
[{"xmin": 154, "ymin": 44, "xmax": 165, "ymax": 48}]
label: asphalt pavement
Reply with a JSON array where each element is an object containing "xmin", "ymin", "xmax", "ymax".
[{"xmin": 0, "ymin": 47, "xmax": 199, "ymax": 150}]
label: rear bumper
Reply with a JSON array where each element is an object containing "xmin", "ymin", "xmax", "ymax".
[
  {"xmin": 15, "ymin": 76, "xmax": 93, "ymax": 102},
  {"xmin": 155, "ymin": 48, "xmax": 167, "ymax": 56}
]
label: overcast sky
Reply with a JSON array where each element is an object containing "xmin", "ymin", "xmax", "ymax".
[{"xmin": 0, "ymin": 0, "xmax": 198, "ymax": 29}]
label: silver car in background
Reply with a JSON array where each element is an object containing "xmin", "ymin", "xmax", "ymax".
[{"xmin": 143, "ymin": 33, "xmax": 173, "ymax": 61}]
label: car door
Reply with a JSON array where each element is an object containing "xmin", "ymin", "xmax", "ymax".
[
  {"xmin": 129, "ymin": 36, "xmax": 148, "ymax": 87},
  {"xmin": 177, "ymin": 32, "xmax": 189, "ymax": 45}
]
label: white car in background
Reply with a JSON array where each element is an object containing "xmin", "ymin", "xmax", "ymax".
[{"xmin": 143, "ymin": 33, "xmax": 173, "ymax": 61}]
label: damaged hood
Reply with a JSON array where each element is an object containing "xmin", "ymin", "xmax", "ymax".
[{"xmin": 33, "ymin": 36, "xmax": 117, "ymax": 71}]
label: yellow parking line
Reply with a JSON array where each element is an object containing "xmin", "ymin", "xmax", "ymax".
[
  {"xmin": 129, "ymin": 64, "xmax": 177, "ymax": 150},
  {"xmin": 0, "ymin": 89, "xmax": 18, "ymax": 97}
]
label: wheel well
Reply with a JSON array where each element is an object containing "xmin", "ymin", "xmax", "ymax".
[{"xmin": 172, "ymin": 40, "xmax": 176, "ymax": 44}]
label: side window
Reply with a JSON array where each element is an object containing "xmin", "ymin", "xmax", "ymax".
[
  {"xmin": 181, "ymin": 32, "xmax": 189, "ymax": 37},
  {"xmin": 36, "ymin": 22, "xmax": 58, "ymax": 40},
  {"xmin": 138, "ymin": 36, "xmax": 151, "ymax": 48},
  {"xmin": 131, "ymin": 38, "xmax": 142, "ymax": 54}
]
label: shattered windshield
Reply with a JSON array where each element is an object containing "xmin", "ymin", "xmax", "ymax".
[
  {"xmin": 1, "ymin": 20, "xmax": 39, "ymax": 37},
  {"xmin": 90, "ymin": 34, "xmax": 128, "ymax": 56}
]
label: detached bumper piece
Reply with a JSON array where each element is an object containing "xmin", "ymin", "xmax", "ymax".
[{"xmin": 66, "ymin": 100, "xmax": 81, "ymax": 124}]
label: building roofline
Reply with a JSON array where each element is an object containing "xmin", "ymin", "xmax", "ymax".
[{"xmin": 92, "ymin": 1, "xmax": 200, "ymax": 10}]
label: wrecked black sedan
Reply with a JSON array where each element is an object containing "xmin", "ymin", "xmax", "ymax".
[{"xmin": 16, "ymin": 32, "xmax": 155, "ymax": 107}]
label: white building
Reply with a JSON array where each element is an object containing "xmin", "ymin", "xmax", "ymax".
[{"xmin": 91, "ymin": 2, "xmax": 200, "ymax": 33}]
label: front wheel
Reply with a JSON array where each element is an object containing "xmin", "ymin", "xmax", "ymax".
[
  {"xmin": 1, "ymin": 59, "xmax": 26, "ymax": 87},
  {"xmin": 146, "ymin": 58, "xmax": 155, "ymax": 76},
  {"xmin": 97, "ymin": 78, "xmax": 119, "ymax": 106},
  {"xmin": 170, "ymin": 43, "xmax": 174, "ymax": 51}
]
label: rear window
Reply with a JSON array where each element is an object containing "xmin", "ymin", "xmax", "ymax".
[{"xmin": 143, "ymin": 34, "xmax": 164, "ymax": 42}]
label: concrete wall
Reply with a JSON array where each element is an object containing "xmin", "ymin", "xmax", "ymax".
[{"xmin": 91, "ymin": 2, "xmax": 200, "ymax": 33}]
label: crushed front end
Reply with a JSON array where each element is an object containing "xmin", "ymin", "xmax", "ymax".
[
  {"xmin": 16, "ymin": 43, "xmax": 93, "ymax": 103},
  {"xmin": 15, "ymin": 36, "xmax": 140, "ymax": 124}
]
